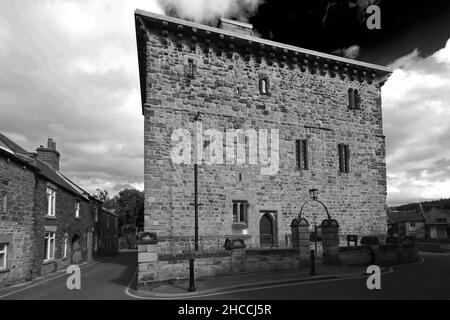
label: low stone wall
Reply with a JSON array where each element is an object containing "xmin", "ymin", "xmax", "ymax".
[
  {"xmin": 137, "ymin": 247, "xmax": 302, "ymax": 289},
  {"xmin": 339, "ymin": 243, "xmax": 419, "ymax": 267}
]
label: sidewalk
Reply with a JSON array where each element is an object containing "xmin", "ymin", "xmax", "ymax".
[{"xmin": 130, "ymin": 262, "xmax": 369, "ymax": 299}]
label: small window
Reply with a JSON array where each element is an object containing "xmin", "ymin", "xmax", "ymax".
[
  {"xmin": 46, "ymin": 187, "xmax": 56, "ymax": 217},
  {"xmin": 75, "ymin": 200, "xmax": 80, "ymax": 218},
  {"xmin": 259, "ymin": 77, "xmax": 269, "ymax": 95},
  {"xmin": 338, "ymin": 144, "xmax": 350, "ymax": 173},
  {"xmin": 94, "ymin": 207, "xmax": 98, "ymax": 222},
  {"xmin": 0, "ymin": 192, "xmax": 6, "ymax": 213},
  {"xmin": 295, "ymin": 140, "xmax": 309, "ymax": 170},
  {"xmin": 232, "ymin": 200, "xmax": 249, "ymax": 224},
  {"xmin": 185, "ymin": 58, "xmax": 196, "ymax": 79},
  {"xmin": 0, "ymin": 244, "xmax": 7, "ymax": 269},
  {"xmin": 107, "ymin": 215, "xmax": 110, "ymax": 228},
  {"xmin": 44, "ymin": 232, "xmax": 56, "ymax": 261},
  {"xmin": 348, "ymin": 88, "xmax": 360, "ymax": 110}
]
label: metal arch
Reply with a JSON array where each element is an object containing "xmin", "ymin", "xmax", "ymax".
[{"xmin": 299, "ymin": 199, "xmax": 331, "ymax": 221}]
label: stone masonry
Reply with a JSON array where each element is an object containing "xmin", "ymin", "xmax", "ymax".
[{"xmin": 135, "ymin": 10, "xmax": 392, "ymax": 284}]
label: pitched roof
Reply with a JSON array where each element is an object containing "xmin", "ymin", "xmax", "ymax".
[
  {"xmin": 102, "ymin": 207, "xmax": 118, "ymax": 217},
  {"xmin": 424, "ymin": 207, "xmax": 450, "ymax": 225},
  {"xmin": 387, "ymin": 211, "xmax": 425, "ymax": 223},
  {"xmin": 0, "ymin": 132, "xmax": 92, "ymax": 201}
]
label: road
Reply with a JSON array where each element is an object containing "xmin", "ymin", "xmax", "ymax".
[
  {"xmin": 196, "ymin": 252, "xmax": 450, "ymax": 300},
  {"xmin": 1, "ymin": 251, "xmax": 449, "ymax": 300},
  {"xmin": 0, "ymin": 251, "xmax": 137, "ymax": 300}
]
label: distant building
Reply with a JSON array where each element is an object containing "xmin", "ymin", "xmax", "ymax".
[
  {"xmin": 0, "ymin": 134, "xmax": 109, "ymax": 288},
  {"xmin": 96, "ymin": 208, "xmax": 119, "ymax": 256},
  {"xmin": 387, "ymin": 210, "xmax": 425, "ymax": 239},
  {"xmin": 423, "ymin": 207, "xmax": 450, "ymax": 239}
]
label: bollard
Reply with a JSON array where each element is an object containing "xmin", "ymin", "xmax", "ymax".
[
  {"xmin": 188, "ymin": 258, "xmax": 196, "ymax": 292},
  {"xmin": 310, "ymin": 250, "xmax": 316, "ymax": 276},
  {"xmin": 370, "ymin": 247, "xmax": 375, "ymax": 265}
]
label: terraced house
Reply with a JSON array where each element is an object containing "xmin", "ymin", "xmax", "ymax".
[
  {"xmin": 135, "ymin": 10, "xmax": 392, "ymax": 285},
  {"xmin": 0, "ymin": 134, "xmax": 106, "ymax": 288}
]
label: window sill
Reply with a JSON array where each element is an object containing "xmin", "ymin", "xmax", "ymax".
[
  {"xmin": 62, "ymin": 257, "xmax": 69, "ymax": 261},
  {"xmin": 0, "ymin": 268, "xmax": 10, "ymax": 274},
  {"xmin": 45, "ymin": 215, "xmax": 57, "ymax": 220},
  {"xmin": 232, "ymin": 222, "xmax": 248, "ymax": 229},
  {"xmin": 43, "ymin": 259, "xmax": 55, "ymax": 265}
]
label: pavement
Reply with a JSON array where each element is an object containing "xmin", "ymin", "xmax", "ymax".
[{"xmin": 128, "ymin": 260, "xmax": 369, "ymax": 299}]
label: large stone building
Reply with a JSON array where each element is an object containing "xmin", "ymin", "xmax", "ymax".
[{"xmin": 135, "ymin": 10, "xmax": 392, "ymax": 260}]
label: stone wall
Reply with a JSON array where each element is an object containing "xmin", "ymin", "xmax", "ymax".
[
  {"xmin": 142, "ymin": 22, "xmax": 387, "ymax": 245},
  {"xmin": 137, "ymin": 245, "xmax": 302, "ymax": 289},
  {"xmin": 339, "ymin": 243, "xmax": 419, "ymax": 267},
  {"xmin": 0, "ymin": 156, "xmax": 36, "ymax": 288}
]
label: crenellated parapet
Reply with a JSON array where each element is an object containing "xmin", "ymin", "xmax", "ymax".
[{"xmin": 135, "ymin": 9, "xmax": 391, "ymax": 91}]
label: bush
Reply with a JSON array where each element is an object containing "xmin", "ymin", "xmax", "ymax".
[{"xmin": 360, "ymin": 236, "xmax": 380, "ymax": 246}]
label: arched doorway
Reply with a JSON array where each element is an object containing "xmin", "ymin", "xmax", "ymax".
[
  {"xmin": 260, "ymin": 213, "xmax": 274, "ymax": 246},
  {"xmin": 71, "ymin": 234, "xmax": 82, "ymax": 264}
]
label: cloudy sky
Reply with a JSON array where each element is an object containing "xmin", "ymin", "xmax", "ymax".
[{"xmin": 0, "ymin": 0, "xmax": 449, "ymax": 205}]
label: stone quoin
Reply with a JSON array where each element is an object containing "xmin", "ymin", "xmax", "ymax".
[{"xmin": 134, "ymin": 9, "xmax": 392, "ymax": 286}]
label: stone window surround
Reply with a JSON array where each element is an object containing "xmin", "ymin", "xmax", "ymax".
[
  {"xmin": 46, "ymin": 182, "xmax": 57, "ymax": 217},
  {"xmin": 232, "ymin": 200, "xmax": 249, "ymax": 226},
  {"xmin": 348, "ymin": 88, "xmax": 361, "ymax": 110},
  {"xmin": 295, "ymin": 139, "xmax": 309, "ymax": 171},
  {"xmin": 258, "ymin": 75, "xmax": 270, "ymax": 96},
  {"xmin": 75, "ymin": 199, "xmax": 81, "ymax": 219},
  {"xmin": 0, "ymin": 191, "xmax": 7, "ymax": 214},
  {"xmin": 44, "ymin": 226, "xmax": 57, "ymax": 262},
  {"xmin": 0, "ymin": 235, "xmax": 13, "ymax": 273}
]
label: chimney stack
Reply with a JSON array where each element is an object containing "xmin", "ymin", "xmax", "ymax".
[
  {"xmin": 36, "ymin": 138, "xmax": 60, "ymax": 171},
  {"xmin": 218, "ymin": 17, "xmax": 254, "ymax": 36}
]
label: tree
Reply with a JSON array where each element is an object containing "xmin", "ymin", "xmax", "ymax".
[
  {"xmin": 115, "ymin": 188, "xmax": 145, "ymax": 234},
  {"xmin": 93, "ymin": 189, "xmax": 116, "ymax": 210}
]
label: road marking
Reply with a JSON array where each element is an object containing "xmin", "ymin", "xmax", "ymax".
[
  {"xmin": 124, "ymin": 269, "xmax": 395, "ymax": 300},
  {"xmin": 0, "ymin": 261, "xmax": 101, "ymax": 300}
]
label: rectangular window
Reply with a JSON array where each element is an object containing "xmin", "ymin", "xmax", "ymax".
[
  {"xmin": 46, "ymin": 187, "xmax": 56, "ymax": 217},
  {"xmin": 295, "ymin": 140, "xmax": 309, "ymax": 170},
  {"xmin": 338, "ymin": 144, "xmax": 350, "ymax": 173},
  {"xmin": 44, "ymin": 232, "xmax": 55, "ymax": 261},
  {"xmin": 0, "ymin": 244, "xmax": 7, "ymax": 269},
  {"xmin": 232, "ymin": 200, "xmax": 248, "ymax": 224},
  {"xmin": 94, "ymin": 207, "xmax": 98, "ymax": 222},
  {"xmin": 63, "ymin": 237, "xmax": 68, "ymax": 258},
  {"xmin": 0, "ymin": 193, "xmax": 7, "ymax": 213},
  {"xmin": 185, "ymin": 59, "xmax": 196, "ymax": 79},
  {"xmin": 259, "ymin": 77, "xmax": 270, "ymax": 95},
  {"xmin": 75, "ymin": 200, "xmax": 80, "ymax": 218},
  {"xmin": 107, "ymin": 215, "xmax": 110, "ymax": 228}
]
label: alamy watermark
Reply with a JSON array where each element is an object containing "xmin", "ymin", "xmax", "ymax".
[
  {"xmin": 66, "ymin": 265, "xmax": 81, "ymax": 290},
  {"xmin": 171, "ymin": 121, "xmax": 280, "ymax": 175}
]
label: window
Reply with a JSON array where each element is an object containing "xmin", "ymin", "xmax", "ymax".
[
  {"xmin": 94, "ymin": 207, "xmax": 98, "ymax": 222},
  {"xmin": 46, "ymin": 187, "xmax": 56, "ymax": 217},
  {"xmin": 295, "ymin": 140, "xmax": 309, "ymax": 170},
  {"xmin": 259, "ymin": 77, "xmax": 269, "ymax": 95},
  {"xmin": 232, "ymin": 200, "xmax": 249, "ymax": 224},
  {"xmin": 338, "ymin": 144, "xmax": 350, "ymax": 173},
  {"xmin": 107, "ymin": 215, "xmax": 110, "ymax": 228},
  {"xmin": 348, "ymin": 88, "xmax": 360, "ymax": 110},
  {"xmin": 44, "ymin": 232, "xmax": 55, "ymax": 261},
  {"xmin": 408, "ymin": 223, "xmax": 416, "ymax": 231},
  {"xmin": 185, "ymin": 58, "xmax": 196, "ymax": 79},
  {"xmin": 62, "ymin": 236, "xmax": 68, "ymax": 258},
  {"xmin": 0, "ymin": 244, "xmax": 7, "ymax": 270},
  {"xmin": 114, "ymin": 217, "xmax": 118, "ymax": 230},
  {"xmin": 0, "ymin": 192, "xmax": 7, "ymax": 213},
  {"xmin": 75, "ymin": 200, "xmax": 80, "ymax": 218}
]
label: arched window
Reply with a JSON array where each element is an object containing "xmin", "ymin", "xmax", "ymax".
[
  {"xmin": 348, "ymin": 88, "xmax": 360, "ymax": 109},
  {"xmin": 259, "ymin": 77, "xmax": 269, "ymax": 95}
]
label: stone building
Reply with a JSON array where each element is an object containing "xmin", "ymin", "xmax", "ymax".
[
  {"xmin": 0, "ymin": 134, "xmax": 37, "ymax": 287},
  {"xmin": 0, "ymin": 134, "xmax": 100, "ymax": 287},
  {"xmin": 135, "ymin": 9, "xmax": 392, "ymax": 282},
  {"xmin": 95, "ymin": 207, "xmax": 119, "ymax": 257}
]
